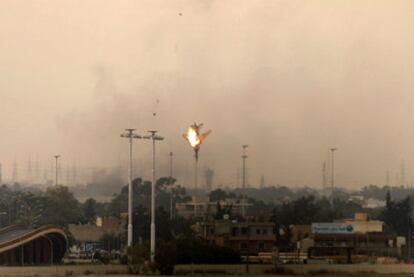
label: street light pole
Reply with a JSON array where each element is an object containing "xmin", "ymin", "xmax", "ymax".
[
  {"xmin": 242, "ymin": 145, "xmax": 248, "ymax": 218},
  {"xmin": 121, "ymin": 129, "xmax": 142, "ymax": 248},
  {"xmin": 54, "ymin": 155, "xmax": 60, "ymax": 186},
  {"xmin": 330, "ymin": 148, "xmax": 337, "ymax": 209},
  {"xmin": 143, "ymin": 130, "xmax": 164, "ymax": 263},
  {"xmin": 169, "ymin": 152, "xmax": 174, "ymax": 220}
]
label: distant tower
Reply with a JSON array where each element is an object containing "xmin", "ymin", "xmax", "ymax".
[
  {"xmin": 260, "ymin": 175, "xmax": 265, "ymax": 189},
  {"xmin": 322, "ymin": 162, "xmax": 327, "ymax": 193},
  {"xmin": 66, "ymin": 167, "xmax": 71, "ymax": 186},
  {"xmin": 330, "ymin": 148, "xmax": 337, "ymax": 208},
  {"xmin": 401, "ymin": 160, "xmax": 406, "ymax": 188},
  {"xmin": 12, "ymin": 159, "xmax": 18, "ymax": 183},
  {"xmin": 50, "ymin": 160, "xmax": 54, "ymax": 183},
  {"xmin": 236, "ymin": 167, "xmax": 240, "ymax": 188},
  {"xmin": 245, "ymin": 167, "xmax": 250, "ymax": 188},
  {"xmin": 204, "ymin": 168, "xmax": 214, "ymax": 191},
  {"xmin": 27, "ymin": 156, "xmax": 32, "ymax": 184},
  {"xmin": 43, "ymin": 168, "xmax": 48, "ymax": 184},
  {"xmin": 34, "ymin": 156, "xmax": 40, "ymax": 184},
  {"xmin": 72, "ymin": 163, "xmax": 78, "ymax": 185},
  {"xmin": 386, "ymin": 170, "xmax": 390, "ymax": 186},
  {"xmin": 58, "ymin": 160, "xmax": 63, "ymax": 185}
]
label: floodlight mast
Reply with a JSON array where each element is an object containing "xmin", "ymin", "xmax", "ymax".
[
  {"xmin": 54, "ymin": 155, "xmax": 60, "ymax": 186},
  {"xmin": 194, "ymin": 149, "xmax": 199, "ymax": 190},
  {"xmin": 330, "ymin": 147, "xmax": 337, "ymax": 209},
  {"xmin": 169, "ymin": 152, "xmax": 174, "ymax": 220},
  {"xmin": 120, "ymin": 129, "xmax": 142, "ymax": 248},
  {"xmin": 242, "ymin": 145, "xmax": 248, "ymax": 218},
  {"xmin": 143, "ymin": 130, "xmax": 164, "ymax": 263}
]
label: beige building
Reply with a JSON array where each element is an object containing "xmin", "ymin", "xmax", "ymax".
[
  {"xmin": 96, "ymin": 216, "xmax": 123, "ymax": 233},
  {"xmin": 338, "ymin": 212, "xmax": 384, "ymax": 233},
  {"xmin": 194, "ymin": 220, "xmax": 275, "ymax": 255},
  {"xmin": 309, "ymin": 213, "xmax": 401, "ymax": 262},
  {"xmin": 176, "ymin": 196, "xmax": 251, "ymax": 219},
  {"xmin": 69, "ymin": 216, "xmax": 124, "ymax": 246}
]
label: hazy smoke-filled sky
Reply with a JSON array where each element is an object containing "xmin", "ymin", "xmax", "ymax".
[{"xmin": 1, "ymin": 0, "xmax": 414, "ymax": 188}]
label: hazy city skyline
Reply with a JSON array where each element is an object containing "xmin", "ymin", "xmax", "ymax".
[{"xmin": 1, "ymin": 1, "xmax": 414, "ymax": 188}]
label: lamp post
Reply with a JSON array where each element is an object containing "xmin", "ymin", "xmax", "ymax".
[
  {"xmin": 120, "ymin": 129, "xmax": 142, "ymax": 248},
  {"xmin": 242, "ymin": 145, "xmax": 248, "ymax": 218},
  {"xmin": 143, "ymin": 130, "xmax": 164, "ymax": 263},
  {"xmin": 54, "ymin": 155, "xmax": 60, "ymax": 186},
  {"xmin": 169, "ymin": 152, "xmax": 174, "ymax": 220},
  {"xmin": 330, "ymin": 148, "xmax": 337, "ymax": 209}
]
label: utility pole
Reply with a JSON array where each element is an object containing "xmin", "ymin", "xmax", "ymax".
[
  {"xmin": 12, "ymin": 159, "xmax": 18, "ymax": 184},
  {"xmin": 322, "ymin": 162, "xmax": 327, "ymax": 197},
  {"xmin": 169, "ymin": 152, "xmax": 174, "ymax": 220},
  {"xmin": 242, "ymin": 145, "xmax": 248, "ymax": 218},
  {"xmin": 54, "ymin": 155, "xmax": 60, "ymax": 186},
  {"xmin": 143, "ymin": 130, "xmax": 164, "ymax": 263},
  {"xmin": 401, "ymin": 160, "xmax": 406, "ymax": 188},
  {"xmin": 386, "ymin": 170, "xmax": 390, "ymax": 186},
  {"xmin": 35, "ymin": 156, "xmax": 39, "ymax": 184},
  {"xmin": 120, "ymin": 129, "xmax": 142, "ymax": 248},
  {"xmin": 330, "ymin": 148, "xmax": 337, "ymax": 209}
]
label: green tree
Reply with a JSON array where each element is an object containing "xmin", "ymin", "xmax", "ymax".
[
  {"xmin": 83, "ymin": 198, "xmax": 97, "ymax": 223},
  {"xmin": 155, "ymin": 240, "xmax": 177, "ymax": 275},
  {"xmin": 272, "ymin": 196, "xmax": 320, "ymax": 247},
  {"xmin": 381, "ymin": 191, "xmax": 412, "ymax": 236},
  {"xmin": 209, "ymin": 189, "xmax": 228, "ymax": 202},
  {"xmin": 40, "ymin": 186, "xmax": 83, "ymax": 226}
]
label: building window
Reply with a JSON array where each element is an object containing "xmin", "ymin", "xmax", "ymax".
[
  {"xmin": 209, "ymin": 228, "xmax": 214, "ymax": 235},
  {"xmin": 263, "ymin": 229, "xmax": 268, "ymax": 235},
  {"xmin": 258, "ymin": 242, "xmax": 265, "ymax": 250},
  {"xmin": 256, "ymin": 229, "xmax": 261, "ymax": 235},
  {"xmin": 232, "ymin": 228, "xmax": 238, "ymax": 236},
  {"xmin": 240, "ymin": 242, "xmax": 248, "ymax": 249},
  {"xmin": 241, "ymin": 228, "xmax": 248, "ymax": 235}
]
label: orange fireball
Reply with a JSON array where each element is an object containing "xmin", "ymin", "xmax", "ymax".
[{"xmin": 183, "ymin": 122, "xmax": 211, "ymax": 155}]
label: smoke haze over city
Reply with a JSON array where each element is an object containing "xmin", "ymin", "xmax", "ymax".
[{"xmin": 1, "ymin": 1, "xmax": 414, "ymax": 188}]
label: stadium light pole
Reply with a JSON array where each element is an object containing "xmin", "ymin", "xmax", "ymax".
[
  {"xmin": 120, "ymin": 129, "xmax": 142, "ymax": 248},
  {"xmin": 169, "ymin": 152, "xmax": 174, "ymax": 220},
  {"xmin": 330, "ymin": 148, "xmax": 337, "ymax": 209},
  {"xmin": 54, "ymin": 155, "xmax": 60, "ymax": 186},
  {"xmin": 242, "ymin": 145, "xmax": 248, "ymax": 218},
  {"xmin": 143, "ymin": 130, "xmax": 164, "ymax": 263}
]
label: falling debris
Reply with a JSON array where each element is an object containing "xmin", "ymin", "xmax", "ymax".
[{"xmin": 152, "ymin": 99, "xmax": 160, "ymax": 117}]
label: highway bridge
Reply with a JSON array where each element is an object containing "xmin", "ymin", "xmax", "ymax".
[{"xmin": 0, "ymin": 225, "xmax": 67, "ymax": 265}]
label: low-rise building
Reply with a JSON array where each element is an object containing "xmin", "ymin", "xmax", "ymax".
[
  {"xmin": 96, "ymin": 216, "xmax": 123, "ymax": 233},
  {"xmin": 176, "ymin": 196, "xmax": 251, "ymax": 219},
  {"xmin": 337, "ymin": 212, "xmax": 383, "ymax": 234},
  {"xmin": 308, "ymin": 213, "xmax": 403, "ymax": 262},
  {"xmin": 68, "ymin": 216, "xmax": 124, "ymax": 255},
  {"xmin": 362, "ymin": 198, "xmax": 386, "ymax": 209},
  {"xmin": 194, "ymin": 219, "xmax": 275, "ymax": 255}
]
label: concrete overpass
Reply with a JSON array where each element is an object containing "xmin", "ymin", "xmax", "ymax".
[{"xmin": 0, "ymin": 225, "xmax": 67, "ymax": 265}]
